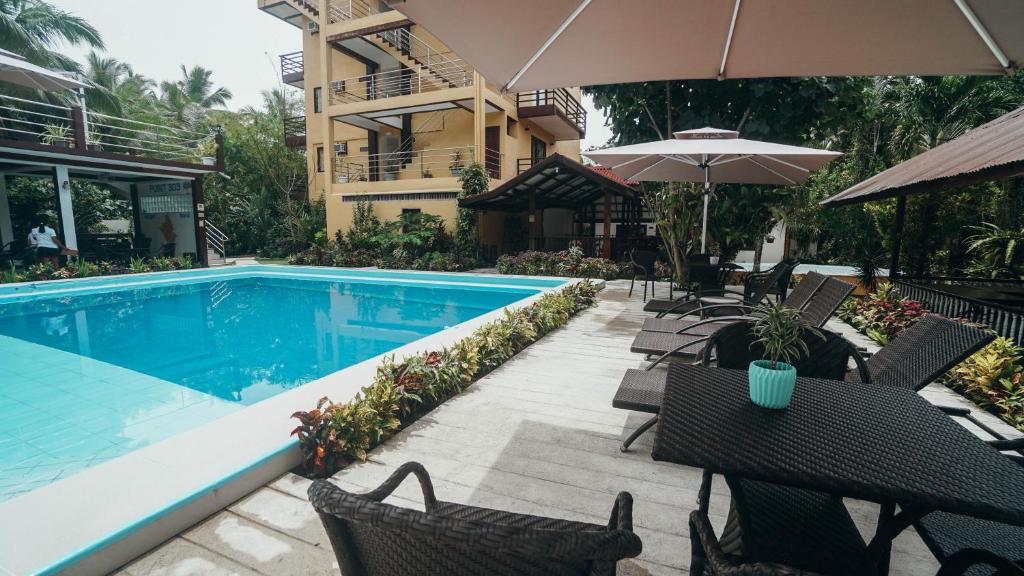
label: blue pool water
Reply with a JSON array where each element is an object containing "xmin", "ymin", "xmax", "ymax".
[{"xmin": 0, "ymin": 268, "xmax": 552, "ymax": 501}]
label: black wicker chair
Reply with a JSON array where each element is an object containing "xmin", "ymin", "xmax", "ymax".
[
  {"xmin": 615, "ymin": 322, "xmax": 867, "ymax": 452},
  {"xmin": 640, "ymin": 271, "xmax": 832, "ymax": 334},
  {"xmin": 628, "ymin": 249, "xmax": 658, "ymax": 301},
  {"xmin": 308, "ymin": 462, "xmax": 642, "ymax": 576},
  {"xmin": 643, "ymin": 260, "xmax": 796, "ymax": 315}
]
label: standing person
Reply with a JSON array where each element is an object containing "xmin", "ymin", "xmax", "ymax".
[{"xmin": 27, "ymin": 216, "xmax": 75, "ymax": 268}]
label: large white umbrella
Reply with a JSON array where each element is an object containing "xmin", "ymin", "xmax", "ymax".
[
  {"xmin": 385, "ymin": 0, "xmax": 1023, "ymax": 92},
  {"xmin": 0, "ymin": 48, "xmax": 87, "ymax": 92},
  {"xmin": 585, "ymin": 127, "xmax": 841, "ymax": 252}
]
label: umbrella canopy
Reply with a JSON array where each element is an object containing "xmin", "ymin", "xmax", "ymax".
[
  {"xmin": 585, "ymin": 127, "xmax": 841, "ymax": 251},
  {"xmin": 0, "ymin": 48, "xmax": 87, "ymax": 92},
  {"xmin": 385, "ymin": 0, "xmax": 1024, "ymax": 92}
]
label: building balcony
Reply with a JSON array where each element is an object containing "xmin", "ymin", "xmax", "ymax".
[
  {"xmin": 283, "ymin": 115, "xmax": 307, "ymax": 147},
  {"xmin": 325, "ymin": 0, "xmax": 392, "ymax": 23},
  {"xmin": 0, "ymin": 93, "xmax": 222, "ymax": 171},
  {"xmin": 516, "ymin": 89, "xmax": 586, "ymax": 141},
  {"xmin": 333, "ymin": 145, "xmax": 500, "ymax": 185},
  {"xmin": 280, "ymin": 51, "xmax": 304, "ymax": 88}
]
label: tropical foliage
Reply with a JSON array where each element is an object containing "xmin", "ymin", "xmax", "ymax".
[
  {"xmin": 496, "ymin": 246, "xmax": 633, "ymax": 280},
  {"xmin": 837, "ymin": 282, "xmax": 928, "ymax": 345},
  {"xmin": 750, "ymin": 303, "xmax": 822, "ymax": 368},
  {"xmin": 586, "ymin": 73, "xmax": 1024, "ymax": 275},
  {"xmin": 291, "ymin": 281, "xmax": 599, "ymax": 477},
  {"xmin": 0, "ymin": 255, "xmax": 193, "ymax": 284}
]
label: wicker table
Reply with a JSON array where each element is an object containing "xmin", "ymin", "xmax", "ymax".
[{"xmin": 652, "ymin": 364, "xmax": 1024, "ymax": 573}]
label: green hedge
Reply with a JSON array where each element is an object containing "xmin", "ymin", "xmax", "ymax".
[{"xmin": 290, "ymin": 280, "xmax": 599, "ymax": 477}]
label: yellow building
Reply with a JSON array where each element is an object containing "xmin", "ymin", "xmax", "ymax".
[{"xmin": 258, "ymin": 0, "xmax": 585, "ymax": 242}]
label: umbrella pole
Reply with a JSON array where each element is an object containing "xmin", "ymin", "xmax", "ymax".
[{"xmin": 700, "ymin": 165, "xmax": 709, "ymax": 253}]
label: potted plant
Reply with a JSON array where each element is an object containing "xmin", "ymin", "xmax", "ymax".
[
  {"xmin": 747, "ymin": 304, "xmax": 822, "ymax": 409},
  {"xmin": 422, "ymin": 168, "xmax": 434, "ymax": 178},
  {"xmin": 449, "ymin": 148, "xmax": 464, "ymax": 177},
  {"xmin": 41, "ymin": 124, "xmax": 72, "ymax": 148}
]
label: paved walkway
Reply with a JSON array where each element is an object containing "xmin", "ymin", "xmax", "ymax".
[{"xmin": 122, "ymin": 280, "xmax": 1018, "ymax": 575}]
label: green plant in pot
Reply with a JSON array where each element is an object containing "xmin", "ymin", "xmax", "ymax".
[{"xmin": 748, "ymin": 304, "xmax": 822, "ymax": 409}]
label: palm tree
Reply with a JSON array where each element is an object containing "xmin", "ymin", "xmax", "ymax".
[
  {"xmin": 0, "ymin": 0, "xmax": 102, "ymax": 71},
  {"xmin": 82, "ymin": 51, "xmax": 160, "ymax": 118},
  {"xmin": 160, "ymin": 65, "xmax": 232, "ymax": 125}
]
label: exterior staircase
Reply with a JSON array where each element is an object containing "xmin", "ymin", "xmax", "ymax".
[{"xmin": 366, "ymin": 27, "xmax": 471, "ymax": 91}]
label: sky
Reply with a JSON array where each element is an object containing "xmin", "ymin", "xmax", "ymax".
[{"xmin": 50, "ymin": 0, "xmax": 614, "ymax": 149}]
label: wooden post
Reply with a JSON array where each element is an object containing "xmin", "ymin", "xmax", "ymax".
[
  {"xmin": 890, "ymin": 193, "xmax": 906, "ymax": 278},
  {"xmin": 214, "ymin": 131, "xmax": 225, "ymax": 172},
  {"xmin": 602, "ymin": 188, "xmax": 612, "ymax": 259},
  {"xmin": 192, "ymin": 175, "xmax": 209, "ymax": 268},
  {"xmin": 71, "ymin": 106, "xmax": 87, "ymax": 150},
  {"xmin": 528, "ymin": 186, "xmax": 538, "ymax": 250}
]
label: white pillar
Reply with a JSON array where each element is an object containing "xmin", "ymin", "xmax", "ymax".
[
  {"xmin": 54, "ymin": 166, "xmax": 77, "ymax": 250},
  {"xmin": 0, "ymin": 173, "xmax": 12, "ymax": 247}
]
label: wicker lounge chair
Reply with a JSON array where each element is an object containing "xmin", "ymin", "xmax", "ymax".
[
  {"xmin": 640, "ymin": 271, "xmax": 831, "ymax": 334},
  {"xmin": 631, "ymin": 276, "xmax": 854, "ymax": 357},
  {"xmin": 642, "ymin": 260, "xmax": 796, "ymax": 315},
  {"xmin": 308, "ymin": 461, "xmax": 643, "ymax": 576},
  {"xmin": 913, "ymin": 437, "xmax": 1024, "ymax": 576},
  {"xmin": 615, "ymin": 322, "xmax": 866, "ymax": 452}
]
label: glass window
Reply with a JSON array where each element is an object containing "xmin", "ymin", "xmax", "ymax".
[
  {"xmin": 313, "ymin": 87, "xmax": 322, "ymax": 113},
  {"xmin": 316, "ymin": 146, "xmax": 324, "ymax": 172}
]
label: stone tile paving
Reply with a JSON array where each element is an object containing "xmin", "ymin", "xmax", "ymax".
[{"xmin": 125, "ymin": 280, "xmax": 1018, "ymax": 575}]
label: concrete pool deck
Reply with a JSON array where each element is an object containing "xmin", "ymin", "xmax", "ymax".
[{"xmin": 119, "ymin": 279, "xmax": 1021, "ymax": 576}]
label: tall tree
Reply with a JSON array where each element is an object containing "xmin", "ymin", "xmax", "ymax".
[
  {"xmin": 0, "ymin": 0, "xmax": 102, "ymax": 71},
  {"xmin": 160, "ymin": 64, "xmax": 233, "ymax": 125}
]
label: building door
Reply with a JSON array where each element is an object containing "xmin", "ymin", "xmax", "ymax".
[
  {"xmin": 530, "ymin": 136, "xmax": 547, "ymax": 167},
  {"xmin": 485, "ymin": 126, "xmax": 500, "ymax": 178}
]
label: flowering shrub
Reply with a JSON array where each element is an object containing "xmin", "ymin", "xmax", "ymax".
[
  {"xmin": 838, "ymin": 281, "xmax": 1024, "ymax": 431},
  {"xmin": 496, "ymin": 248, "xmax": 633, "ymax": 280},
  {"xmin": 837, "ymin": 282, "xmax": 927, "ymax": 345},
  {"xmin": 290, "ymin": 280, "xmax": 599, "ymax": 477}
]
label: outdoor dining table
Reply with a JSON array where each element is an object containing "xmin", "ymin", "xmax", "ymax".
[{"xmin": 651, "ymin": 364, "xmax": 1024, "ymax": 575}]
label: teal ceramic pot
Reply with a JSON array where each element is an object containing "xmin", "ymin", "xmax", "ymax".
[{"xmin": 748, "ymin": 360, "xmax": 797, "ymax": 409}]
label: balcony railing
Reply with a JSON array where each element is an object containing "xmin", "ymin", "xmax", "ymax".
[
  {"xmin": 280, "ymin": 51, "xmax": 303, "ymax": 84},
  {"xmin": 334, "ymin": 145, "xmax": 500, "ymax": 182},
  {"xmin": 330, "ymin": 61, "xmax": 472, "ymax": 104},
  {"xmin": 0, "ymin": 94, "xmax": 220, "ymax": 166},
  {"xmin": 516, "ymin": 88, "xmax": 587, "ymax": 136},
  {"xmin": 283, "ymin": 115, "xmax": 306, "ymax": 147},
  {"xmin": 518, "ymin": 157, "xmax": 539, "ymax": 174},
  {"xmin": 326, "ymin": 0, "xmax": 390, "ymax": 22},
  {"xmin": 893, "ymin": 278, "xmax": 1024, "ymax": 343},
  {"xmin": 377, "ymin": 28, "xmax": 468, "ymax": 88}
]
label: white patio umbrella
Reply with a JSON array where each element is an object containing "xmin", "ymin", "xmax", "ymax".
[
  {"xmin": 385, "ymin": 0, "xmax": 1024, "ymax": 92},
  {"xmin": 0, "ymin": 48, "xmax": 87, "ymax": 92},
  {"xmin": 584, "ymin": 127, "xmax": 841, "ymax": 252}
]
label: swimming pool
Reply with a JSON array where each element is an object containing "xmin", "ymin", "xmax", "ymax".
[{"xmin": 0, "ymin": 266, "xmax": 560, "ymax": 503}]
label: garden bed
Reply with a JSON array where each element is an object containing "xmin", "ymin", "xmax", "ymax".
[
  {"xmin": 1, "ymin": 256, "xmax": 196, "ymax": 284},
  {"xmin": 290, "ymin": 280, "xmax": 600, "ymax": 478}
]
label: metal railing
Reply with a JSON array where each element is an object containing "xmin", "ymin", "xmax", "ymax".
[
  {"xmin": 0, "ymin": 94, "xmax": 77, "ymax": 146},
  {"xmin": 516, "ymin": 88, "xmax": 587, "ymax": 135},
  {"xmin": 377, "ymin": 28, "xmax": 468, "ymax": 88},
  {"xmin": 283, "ymin": 115, "xmax": 306, "ymax": 145},
  {"xmin": 894, "ymin": 279, "xmax": 1024, "ymax": 344},
  {"xmin": 335, "ymin": 145, "xmax": 499, "ymax": 182},
  {"xmin": 326, "ymin": 0, "xmax": 389, "ymax": 22},
  {"xmin": 518, "ymin": 157, "xmax": 540, "ymax": 174},
  {"xmin": 280, "ymin": 51, "xmax": 303, "ymax": 79},
  {"xmin": 84, "ymin": 110, "xmax": 214, "ymax": 162},
  {"xmin": 0, "ymin": 94, "xmax": 218, "ymax": 164},
  {"xmin": 205, "ymin": 222, "xmax": 229, "ymax": 258},
  {"xmin": 330, "ymin": 61, "xmax": 471, "ymax": 104}
]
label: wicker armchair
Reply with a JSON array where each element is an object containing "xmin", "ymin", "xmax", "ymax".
[
  {"xmin": 643, "ymin": 260, "xmax": 797, "ymax": 316},
  {"xmin": 309, "ymin": 462, "xmax": 642, "ymax": 576},
  {"xmin": 628, "ymin": 249, "xmax": 659, "ymax": 301}
]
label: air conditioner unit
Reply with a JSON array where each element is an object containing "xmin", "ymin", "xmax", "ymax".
[{"xmin": 307, "ymin": 21, "xmax": 320, "ymax": 34}]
